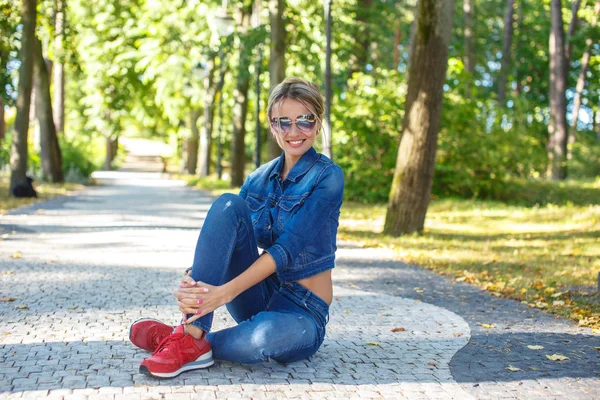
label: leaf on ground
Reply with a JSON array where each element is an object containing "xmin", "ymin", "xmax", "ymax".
[
  {"xmin": 349, "ymin": 283, "xmax": 361, "ymax": 289},
  {"xmin": 546, "ymin": 353, "xmax": 569, "ymax": 361},
  {"xmin": 15, "ymin": 305, "xmax": 29, "ymax": 310},
  {"xmin": 427, "ymin": 362, "xmax": 437, "ymax": 366},
  {"xmin": 529, "ymin": 366, "xmax": 538, "ymax": 371},
  {"xmin": 593, "ymin": 347, "xmax": 600, "ymax": 351},
  {"xmin": 506, "ymin": 365, "xmax": 521, "ymax": 372},
  {"xmin": 454, "ymin": 333, "xmax": 463, "ymax": 337},
  {"xmin": 592, "ymin": 328, "xmax": 600, "ymax": 334},
  {"xmin": 391, "ymin": 327, "xmax": 406, "ymax": 332},
  {"xmin": 9, "ymin": 252, "xmax": 22, "ymax": 259},
  {"xmin": 366, "ymin": 342, "xmax": 383, "ymax": 348},
  {"xmin": 343, "ymin": 309, "xmax": 350, "ymax": 313},
  {"xmin": 455, "ymin": 276, "xmax": 467, "ymax": 282},
  {"xmin": 414, "ymin": 288, "xmax": 424, "ymax": 293},
  {"xmin": 0, "ymin": 297, "xmax": 16, "ymax": 302},
  {"xmin": 527, "ymin": 345, "xmax": 544, "ymax": 350},
  {"xmin": 1, "ymin": 234, "xmax": 9, "ymax": 239},
  {"xmin": 1, "ymin": 270, "xmax": 14, "ymax": 275},
  {"xmin": 480, "ymin": 323, "xmax": 495, "ymax": 329}
]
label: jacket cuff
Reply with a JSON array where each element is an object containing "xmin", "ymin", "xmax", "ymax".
[{"xmin": 265, "ymin": 244, "xmax": 289, "ymax": 274}]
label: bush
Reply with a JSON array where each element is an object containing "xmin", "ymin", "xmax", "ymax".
[{"xmin": 60, "ymin": 136, "xmax": 103, "ymax": 182}]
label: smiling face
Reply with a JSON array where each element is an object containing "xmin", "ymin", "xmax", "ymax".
[{"xmin": 270, "ymin": 97, "xmax": 320, "ymax": 167}]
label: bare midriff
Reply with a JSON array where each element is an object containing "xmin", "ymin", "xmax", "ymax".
[{"xmin": 296, "ymin": 269, "xmax": 333, "ymax": 305}]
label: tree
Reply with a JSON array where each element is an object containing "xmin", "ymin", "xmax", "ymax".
[
  {"xmin": 10, "ymin": 0, "xmax": 37, "ymax": 194},
  {"xmin": 33, "ymin": 37, "xmax": 63, "ymax": 182},
  {"xmin": 53, "ymin": 0, "xmax": 66, "ymax": 135},
  {"xmin": 548, "ymin": 0, "xmax": 568, "ymax": 180},
  {"xmin": 186, "ymin": 110, "xmax": 200, "ymax": 174},
  {"xmin": 497, "ymin": 0, "xmax": 514, "ymax": 106},
  {"xmin": 384, "ymin": 0, "xmax": 455, "ymax": 235},
  {"xmin": 568, "ymin": 1, "xmax": 599, "ymax": 159},
  {"xmin": 198, "ymin": 54, "xmax": 218, "ymax": 178},
  {"xmin": 463, "ymin": 0, "xmax": 474, "ymax": 98},
  {"xmin": 268, "ymin": 0, "xmax": 285, "ymax": 161},
  {"xmin": 231, "ymin": 1, "xmax": 254, "ymax": 187}
]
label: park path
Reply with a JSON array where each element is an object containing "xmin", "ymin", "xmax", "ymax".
[
  {"xmin": 0, "ymin": 154, "xmax": 598, "ymax": 399},
  {"xmin": 0, "ymin": 157, "xmax": 473, "ymax": 400}
]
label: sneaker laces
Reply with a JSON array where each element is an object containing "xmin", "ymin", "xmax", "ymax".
[
  {"xmin": 152, "ymin": 328, "xmax": 184, "ymax": 357},
  {"xmin": 149, "ymin": 325, "xmax": 170, "ymax": 349}
]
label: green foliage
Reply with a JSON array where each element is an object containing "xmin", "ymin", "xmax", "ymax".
[
  {"xmin": 60, "ymin": 136, "xmax": 103, "ymax": 182},
  {"xmin": 569, "ymin": 131, "xmax": 600, "ymax": 178},
  {"xmin": 333, "ymin": 71, "xmax": 404, "ymax": 203}
]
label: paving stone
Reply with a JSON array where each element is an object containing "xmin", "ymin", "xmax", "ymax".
[{"xmin": 1, "ymin": 166, "xmax": 596, "ymax": 399}]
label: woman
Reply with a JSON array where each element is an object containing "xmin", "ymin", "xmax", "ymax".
[{"xmin": 129, "ymin": 77, "xmax": 344, "ymax": 378}]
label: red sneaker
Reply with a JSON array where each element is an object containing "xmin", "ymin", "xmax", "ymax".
[
  {"xmin": 129, "ymin": 318, "xmax": 174, "ymax": 352},
  {"xmin": 139, "ymin": 324, "xmax": 213, "ymax": 378}
]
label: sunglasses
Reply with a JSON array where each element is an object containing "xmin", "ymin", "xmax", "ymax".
[{"xmin": 270, "ymin": 114, "xmax": 317, "ymax": 134}]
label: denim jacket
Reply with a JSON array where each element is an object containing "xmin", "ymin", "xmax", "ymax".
[{"xmin": 239, "ymin": 147, "xmax": 344, "ymax": 283}]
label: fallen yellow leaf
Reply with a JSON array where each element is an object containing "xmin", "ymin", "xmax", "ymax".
[
  {"xmin": 553, "ymin": 300, "xmax": 565, "ymax": 306},
  {"xmin": 546, "ymin": 353, "xmax": 569, "ymax": 361},
  {"xmin": 0, "ymin": 297, "xmax": 16, "ymax": 302},
  {"xmin": 529, "ymin": 367, "xmax": 538, "ymax": 371},
  {"xmin": 480, "ymin": 324, "xmax": 495, "ymax": 329},
  {"xmin": 506, "ymin": 365, "xmax": 521, "ymax": 372},
  {"xmin": 366, "ymin": 342, "xmax": 383, "ymax": 348},
  {"xmin": 527, "ymin": 345, "xmax": 544, "ymax": 350},
  {"xmin": 15, "ymin": 305, "xmax": 29, "ymax": 310},
  {"xmin": 9, "ymin": 252, "xmax": 22, "ymax": 259}
]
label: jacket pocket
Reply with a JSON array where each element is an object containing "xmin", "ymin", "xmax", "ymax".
[
  {"xmin": 245, "ymin": 194, "xmax": 266, "ymax": 227},
  {"xmin": 276, "ymin": 195, "xmax": 307, "ymax": 230}
]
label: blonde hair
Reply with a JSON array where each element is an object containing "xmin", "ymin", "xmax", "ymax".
[{"xmin": 267, "ymin": 77, "xmax": 324, "ymax": 123}]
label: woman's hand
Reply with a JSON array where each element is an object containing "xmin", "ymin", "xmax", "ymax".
[{"xmin": 174, "ymin": 274, "xmax": 233, "ymax": 325}]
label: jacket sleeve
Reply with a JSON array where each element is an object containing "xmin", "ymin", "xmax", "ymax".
[{"xmin": 264, "ymin": 164, "xmax": 344, "ymax": 274}]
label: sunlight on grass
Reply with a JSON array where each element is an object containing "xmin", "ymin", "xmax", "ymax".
[
  {"xmin": 340, "ymin": 200, "xmax": 600, "ymax": 330},
  {"xmin": 0, "ymin": 174, "xmax": 84, "ymax": 216}
]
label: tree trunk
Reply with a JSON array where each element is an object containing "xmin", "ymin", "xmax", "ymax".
[
  {"xmin": 186, "ymin": 110, "xmax": 200, "ymax": 174},
  {"xmin": 0, "ymin": 98, "xmax": 5, "ymax": 142},
  {"xmin": 10, "ymin": 0, "xmax": 37, "ymax": 194},
  {"xmin": 347, "ymin": 0, "xmax": 372, "ymax": 79},
  {"xmin": 34, "ymin": 37, "xmax": 63, "ymax": 183},
  {"xmin": 565, "ymin": 0, "xmax": 581, "ymax": 68},
  {"xmin": 463, "ymin": 0, "xmax": 474, "ymax": 98},
  {"xmin": 322, "ymin": 0, "xmax": 333, "ymax": 159},
  {"xmin": 231, "ymin": 4, "xmax": 253, "ymax": 188},
  {"xmin": 198, "ymin": 54, "xmax": 218, "ymax": 177},
  {"xmin": 548, "ymin": 0, "xmax": 568, "ymax": 180},
  {"xmin": 393, "ymin": 4, "xmax": 401, "ymax": 68},
  {"xmin": 53, "ymin": 0, "xmax": 66, "ymax": 135},
  {"xmin": 497, "ymin": 0, "xmax": 514, "ymax": 106},
  {"xmin": 383, "ymin": 0, "xmax": 454, "ymax": 236},
  {"xmin": 568, "ymin": 2, "xmax": 599, "ymax": 159},
  {"xmin": 268, "ymin": 0, "xmax": 286, "ymax": 161},
  {"xmin": 567, "ymin": 38, "xmax": 591, "ymax": 160},
  {"xmin": 104, "ymin": 135, "xmax": 118, "ymax": 171}
]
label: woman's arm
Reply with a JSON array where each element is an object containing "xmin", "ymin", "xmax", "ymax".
[{"xmin": 174, "ymin": 253, "xmax": 276, "ymax": 324}]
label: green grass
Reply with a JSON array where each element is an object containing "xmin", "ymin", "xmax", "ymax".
[
  {"xmin": 340, "ymin": 199, "xmax": 600, "ymax": 331},
  {"xmin": 0, "ymin": 173, "xmax": 84, "ymax": 216}
]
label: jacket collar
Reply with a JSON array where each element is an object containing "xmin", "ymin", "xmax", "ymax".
[{"xmin": 270, "ymin": 147, "xmax": 320, "ymax": 182}]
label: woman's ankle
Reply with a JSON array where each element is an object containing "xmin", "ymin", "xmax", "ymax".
[{"xmin": 184, "ymin": 324, "xmax": 205, "ymax": 339}]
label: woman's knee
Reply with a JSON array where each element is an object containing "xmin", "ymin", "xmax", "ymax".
[{"xmin": 210, "ymin": 193, "xmax": 248, "ymax": 218}]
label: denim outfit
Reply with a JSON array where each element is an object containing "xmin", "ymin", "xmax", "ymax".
[{"xmin": 188, "ymin": 148, "xmax": 344, "ymax": 364}]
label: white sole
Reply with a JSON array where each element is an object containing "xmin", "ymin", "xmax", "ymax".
[{"xmin": 140, "ymin": 350, "xmax": 214, "ymax": 379}]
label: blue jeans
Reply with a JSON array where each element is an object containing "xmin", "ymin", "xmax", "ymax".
[{"xmin": 187, "ymin": 193, "xmax": 329, "ymax": 364}]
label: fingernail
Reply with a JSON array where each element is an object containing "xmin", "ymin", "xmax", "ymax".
[
  {"xmin": 197, "ymin": 300, "xmax": 203, "ymax": 304},
  {"xmin": 189, "ymin": 280, "xmax": 195, "ymax": 285},
  {"xmin": 203, "ymin": 288, "xmax": 209, "ymax": 293},
  {"xmin": 196, "ymin": 310, "xmax": 201, "ymax": 314}
]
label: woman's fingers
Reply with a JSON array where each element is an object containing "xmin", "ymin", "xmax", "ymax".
[
  {"xmin": 180, "ymin": 274, "xmax": 196, "ymax": 287},
  {"xmin": 184, "ymin": 314, "xmax": 201, "ymax": 325}
]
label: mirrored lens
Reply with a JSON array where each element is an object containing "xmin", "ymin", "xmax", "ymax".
[{"xmin": 296, "ymin": 118, "xmax": 316, "ymax": 132}]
